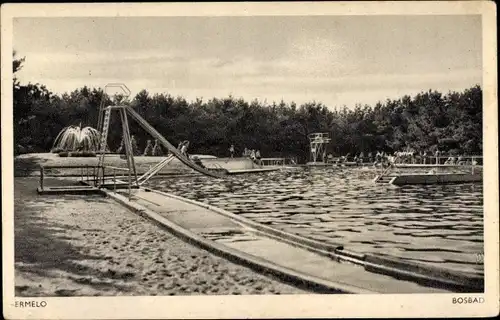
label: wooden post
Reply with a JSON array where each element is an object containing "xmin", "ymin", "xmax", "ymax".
[
  {"xmin": 119, "ymin": 108, "xmax": 133, "ymax": 199},
  {"xmin": 114, "ymin": 168, "xmax": 117, "ymax": 191},
  {"xmin": 122, "ymin": 108, "xmax": 138, "ymax": 185},
  {"xmin": 40, "ymin": 166, "xmax": 44, "ymax": 191},
  {"xmin": 102, "ymin": 166, "xmax": 105, "ymax": 186},
  {"xmin": 128, "ymin": 169, "xmax": 131, "ymax": 200}
]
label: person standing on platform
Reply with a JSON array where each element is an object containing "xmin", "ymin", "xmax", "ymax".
[
  {"xmin": 256, "ymin": 150, "xmax": 262, "ymax": 165},
  {"xmin": 152, "ymin": 139, "xmax": 163, "ymax": 156},
  {"xmin": 250, "ymin": 149, "xmax": 256, "ymax": 162},
  {"xmin": 180, "ymin": 141, "xmax": 190, "ymax": 158},
  {"xmin": 143, "ymin": 139, "xmax": 153, "ymax": 156},
  {"xmin": 229, "ymin": 144, "xmax": 235, "ymax": 158},
  {"xmin": 130, "ymin": 135, "xmax": 140, "ymax": 156}
]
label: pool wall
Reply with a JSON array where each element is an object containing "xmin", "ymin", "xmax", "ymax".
[{"xmin": 201, "ymin": 157, "xmax": 260, "ymax": 170}]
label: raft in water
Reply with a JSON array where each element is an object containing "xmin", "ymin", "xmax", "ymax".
[{"xmin": 380, "ymin": 173, "xmax": 482, "ymax": 185}]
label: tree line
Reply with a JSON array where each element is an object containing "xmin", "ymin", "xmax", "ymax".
[{"xmin": 13, "ymin": 53, "xmax": 482, "ymax": 163}]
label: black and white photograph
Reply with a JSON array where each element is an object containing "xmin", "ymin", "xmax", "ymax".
[{"xmin": 2, "ymin": 2, "xmax": 498, "ymax": 319}]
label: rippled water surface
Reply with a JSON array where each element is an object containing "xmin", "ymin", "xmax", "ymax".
[{"xmin": 148, "ymin": 167, "xmax": 483, "ymax": 274}]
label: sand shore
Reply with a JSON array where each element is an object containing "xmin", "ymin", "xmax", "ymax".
[{"xmin": 14, "ymin": 177, "xmax": 307, "ymax": 296}]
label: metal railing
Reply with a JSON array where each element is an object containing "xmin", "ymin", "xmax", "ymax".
[
  {"xmin": 260, "ymin": 157, "xmax": 297, "ymax": 166},
  {"xmin": 38, "ymin": 164, "xmax": 135, "ymax": 200},
  {"xmin": 39, "ymin": 164, "xmax": 100, "ymax": 190},
  {"xmin": 393, "ymin": 155, "xmax": 483, "ymax": 166},
  {"xmin": 373, "ymin": 156, "xmax": 399, "ymax": 182},
  {"xmin": 102, "ymin": 165, "xmax": 133, "ymax": 200},
  {"xmin": 137, "ymin": 155, "xmax": 175, "ymax": 185},
  {"xmin": 333, "ymin": 155, "xmax": 483, "ymax": 166},
  {"xmin": 374, "ymin": 155, "xmax": 482, "ymax": 182}
]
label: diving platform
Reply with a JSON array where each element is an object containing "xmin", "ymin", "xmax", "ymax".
[
  {"xmin": 394, "ymin": 163, "xmax": 483, "ymax": 169},
  {"xmin": 226, "ymin": 167, "xmax": 281, "ymax": 175},
  {"xmin": 374, "ymin": 162, "xmax": 483, "ymax": 185}
]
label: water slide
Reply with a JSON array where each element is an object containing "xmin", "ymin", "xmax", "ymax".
[{"xmin": 125, "ymin": 106, "xmax": 228, "ymax": 179}]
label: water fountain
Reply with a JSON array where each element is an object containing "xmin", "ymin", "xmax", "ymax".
[{"xmin": 51, "ymin": 124, "xmax": 101, "ymax": 154}]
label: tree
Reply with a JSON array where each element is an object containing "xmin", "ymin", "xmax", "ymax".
[{"xmin": 12, "ymin": 54, "xmax": 483, "ymax": 160}]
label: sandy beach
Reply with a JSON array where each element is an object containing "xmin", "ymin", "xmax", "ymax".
[{"xmin": 14, "ymin": 177, "xmax": 307, "ymax": 296}]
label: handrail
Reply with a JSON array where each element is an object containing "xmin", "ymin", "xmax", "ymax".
[
  {"xmin": 374, "ymin": 156, "xmax": 399, "ymax": 182},
  {"xmin": 39, "ymin": 164, "xmax": 99, "ymax": 190},
  {"xmin": 141, "ymin": 156, "xmax": 170, "ymax": 177},
  {"xmin": 261, "ymin": 157, "xmax": 295, "ymax": 166},
  {"xmin": 138, "ymin": 155, "xmax": 175, "ymax": 185},
  {"xmin": 41, "ymin": 164, "xmax": 100, "ymax": 169},
  {"xmin": 103, "ymin": 165, "xmax": 131, "ymax": 172}
]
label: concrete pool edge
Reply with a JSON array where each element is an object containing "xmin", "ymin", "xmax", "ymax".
[
  {"xmin": 102, "ymin": 188, "xmax": 376, "ymax": 294},
  {"xmin": 142, "ymin": 187, "xmax": 484, "ymax": 293},
  {"xmin": 363, "ymin": 255, "xmax": 483, "ymax": 292}
]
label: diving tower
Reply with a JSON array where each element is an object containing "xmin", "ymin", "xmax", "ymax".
[{"xmin": 308, "ymin": 132, "xmax": 331, "ymax": 164}]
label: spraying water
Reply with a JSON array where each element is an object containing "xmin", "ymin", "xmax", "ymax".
[{"xmin": 51, "ymin": 124, "xmax": 101, "ymax": 152}]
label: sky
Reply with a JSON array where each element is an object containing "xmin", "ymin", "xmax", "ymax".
[{"xmin": 13, "ymin": 15, "xmax": 482, "ymax": 109}]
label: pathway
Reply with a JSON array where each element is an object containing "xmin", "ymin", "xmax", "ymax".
[{"xmin": 112, "ymin": 188, "xmax": 450, "ymax": 294}]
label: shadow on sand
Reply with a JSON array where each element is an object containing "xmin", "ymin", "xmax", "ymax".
[
  {"xmin": 14, "ymin": 178, "xmax": 134, "ymax": 296},
  {"xmin": 14, "ymin": 154, "xmax": 47, "ymax": 177}
]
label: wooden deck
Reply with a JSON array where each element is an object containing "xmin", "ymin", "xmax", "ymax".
[
  {"xmin": 226, "ymin": 167, "xmax": 281, "ymax": 175},
  {"xmin": 390, "ymin": 173, "xmax": 482, "ymax": 185}
]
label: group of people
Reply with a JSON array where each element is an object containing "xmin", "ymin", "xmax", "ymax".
[
  {"xmin": 329, "ymin": 149, "xmax": 477, "ymax": 167},
  {"xmin": 117, "ymin": 138, "xmax": 271, "ymax": 169},
  {"xmin": 142, "ymin": 138, "xmax": 165, "ymax": 156},
  {"xmin": 443, "ymin": 155, "xmax": 477, "ymax": 166},
  {"xmin": 328, "ymin": 151, "xmax": 392, "ymax": 166},
  {"xmin": 395, "ymin": 150, "xmax": 477, "ymax": 165},
  {"xmin": 142, "ymin": 139, "xmax": 191, "ymax": 157},
  {"xmin": 240, "ymin": 146, "xmax": 262, "ymax": 165},
  {"xmin": 177, "ymin": 140, "xmax": 190, "ymax": 157}
]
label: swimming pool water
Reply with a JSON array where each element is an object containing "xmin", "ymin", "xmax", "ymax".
[{"xmin": 149, "ymin": 167, "xmax": 484, "ymax": 275}]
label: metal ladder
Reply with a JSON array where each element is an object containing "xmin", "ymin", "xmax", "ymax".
[
  {"xmin": 96, "ymin": 106, "xmax": 139, "ymax": 187},
  {"xmin": 97, "ymin": 107, "xmax": 112, "ymax": 183}
]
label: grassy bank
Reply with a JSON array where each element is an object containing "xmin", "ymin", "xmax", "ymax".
[{"xmin": 14, "ymin": 177, "xmax": 306, "ymax": 296}]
